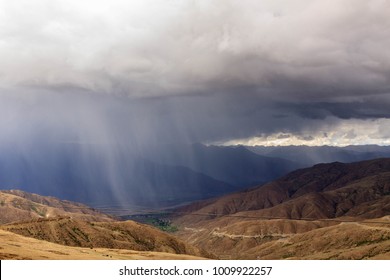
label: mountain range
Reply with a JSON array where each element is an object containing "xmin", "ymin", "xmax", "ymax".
[
  {"xmin": 0, "ymin": 143, "xmax": 299, "ymax": 209},
  {"xmin": 248, "ymin": 145, "xmax": 390, "ymax": 166},
  {"xmin": 1, "ymin": 157, "xmax": 389, "ymax": 259},
  {"xmin": 172, "ymin": 158, "xmax": 390, "ymax": 259},
  {"xmin": 3, "ymin": 143, "xmax": 390, "ymax": 210}
]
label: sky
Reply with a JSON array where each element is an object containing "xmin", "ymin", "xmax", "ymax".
[{"xmin": 1, "ymin": 0, "xmax": 390, "ymax": 147}]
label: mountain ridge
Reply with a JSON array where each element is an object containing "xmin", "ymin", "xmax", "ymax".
[
  {"xmin": 172, "ymin": 158, "xmax": 390, "ymax": 259},
  {"xmin": 174, "ymin": 158, "xmax": 390, "ymax": 220}
]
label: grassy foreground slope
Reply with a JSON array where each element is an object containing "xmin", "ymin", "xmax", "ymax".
[
  {"xmin": 0, "ymin": 229, "xmax": 205, "ymax": 260},
  {"xmin": 1, "ymin": 217, "xmax": 212, "ymax": 258},
  {"xmin": 0, "ymin": 190, "xmax": 212, "ymax": 259}
]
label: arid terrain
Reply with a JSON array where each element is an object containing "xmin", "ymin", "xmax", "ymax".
[
  {"xmin": 0, "ymin": 189, "xmax": 114, "ymax": 224},
  {"xmin": 0, "ymin": 229, "xmax": 205, "ymax": 260},
  {"xmin": 1, "ymin": 217, "xmax": 212, "ymax": 258},
  {"xmin": 1, "ymin": 159, "xmax": 390, "ymax": 260},
  {"xmin": 0, "ymin": 190, "xmax": 211, "ymax": 260},
  {"xmin": 175, "ymin": 217, "xmax": 390, "ymax": 259},
  {"xmin": 172, "ymin": 159, "xmax": 390, "ymax": 259}
]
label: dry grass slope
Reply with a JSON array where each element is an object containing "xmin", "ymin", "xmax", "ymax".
[
  {"xmin": 0, "ymin": 190, "xmax": 114, "ymax": 224},
  {"xmin": 249, "ymin": 221, "xmax": 390, "ymax": 260},
  {"xmin": 173, "ymin": 159, "xmax": 390, "ymax": 259},
  {"xmin": 0, "ymin": 229, "xmax": 205, "ymax": 260},
  {"xmin": 175, "ymin": 158, "xmax": 390, "ymax": 222},
  {"xmin": 1, "ymin": 217, "xmax": 213, "ymax": 259},
  {"xmin": 175, "ymin": 217, "xmax": 390, "ymax": 259},
  {"xmin": 0, "ymin": 190, "xmax": 212, "ymax": 259}
]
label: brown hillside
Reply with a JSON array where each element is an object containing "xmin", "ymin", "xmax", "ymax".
[
  {"xmin": 245, "ymin": 219, "xmax": 390, "ymax": 260},
  {"xmin": 176, "ymin": 218, "xmax": 335, "ymax": 259},
  {"xmin": 175, "ymin": 217, "xmax": 390, "ymax": 259},
  {"xmin": 1, "ymin": 217, "xmax": 212, "ymax": 259},
  {"xmin": 235, "ymin": 173, "xmax": 390, "ymax": 220},
  {"xmin": 0, "ymin": 190, "xmax": 114, "ymax": 224},
  {"xmin": 174, "ymin": 158, "xmax": 390, "ymax": 222},
  {"xmin": 172, "ymin": 158, "xmax": 390, "ymax": 259},
  {"xmin": 0, "ymin": 229, "xmax": 205, "ymax": 260}
]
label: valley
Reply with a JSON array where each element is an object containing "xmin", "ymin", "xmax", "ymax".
[{"xmin": 1, "ymin": 157, "xmax": 390, "ymax": 260}]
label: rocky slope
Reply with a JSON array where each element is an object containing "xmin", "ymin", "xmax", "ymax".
[
  {"xmin": 0, "ymin": 190, "xmax": 212, "ymax": 259},
  {"xmin": 175, "ymin": 158, "xmax": 390, "ymax": 222},
  {"xmin": 1, "ymin": 217, "xmax": 212, "ymax": 258},
  {"xmin": 0, "ymin": 190, "xmax": 114, "ymax": 224},
  {"xmin": 172, "ymin": 158, "xmax": 390, "ymax": 259}
]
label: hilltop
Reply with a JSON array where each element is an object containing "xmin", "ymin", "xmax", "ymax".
[
  {"xmin": 0, "ymin": 190, "xmax": 114, "ymax": 224},
  {"xmin": 172, "ymin": 158, "xmax": 390, "ymax": 259},
  {"xmin": 0, "ymin": 190, "xmax": 212, "ymax": 259}
]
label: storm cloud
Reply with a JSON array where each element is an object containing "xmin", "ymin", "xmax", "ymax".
[{"xmin": 1, "ymin": 0, "xmax": 390, "ymax": 146}]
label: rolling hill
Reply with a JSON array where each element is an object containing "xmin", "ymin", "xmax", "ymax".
[
  {"xmin": 172, "ymin": 158, "xmax": 390, "ymax": 259},
  {"xmin": 0, "ymin": 190, "xmax": 114, "ymax": 224},
  {"xmin": 0, "ymin": 229, "xmax": 205, "ymax": 260},
  {"xmin": 1, "ymin": 217, "xmax": 212, "ymax": 258},
  {"xmin": 0, "ymin": 190, "xmax": 212, "ymax": 259}
]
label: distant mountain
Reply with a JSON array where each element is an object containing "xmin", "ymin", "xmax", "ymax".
[
  {"xmin": 4, "ymin": 142, "xmax": 389, "ymax": 210},
  {"xmin": 0, "ymin": 144, "xmax": 235, "ymax": 209},
  {"xmin": 175, "ymin": 158, "xmax": 390, "ymax": 220},
  {"xmin": 247, "ymin": 145, "xmax": 390, "ymax": 166},
  {"xmin": 0, "ymin": 143, "xmax": 301, "ymax": 209},
  {"xmin": 144, "ymin": 143, "xmax": 302, "ymax": 188}
]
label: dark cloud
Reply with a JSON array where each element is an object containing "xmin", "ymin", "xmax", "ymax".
[
  {"xmin": 1, "ymin": 0, "xmax": 390, "ymax": 98},
  {"xmin": 279, "ymin": 99, "xmax": 390, "ymax": 120},
  {"xmin": 0, "ymin": 0, "xmax": 390, "ymax": 146}
]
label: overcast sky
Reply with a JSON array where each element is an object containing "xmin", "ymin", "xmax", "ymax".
[{"xmin": 1, "ymin": 0, "xmax": 390, "ymax": 147}]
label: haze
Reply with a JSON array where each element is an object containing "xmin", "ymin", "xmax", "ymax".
[{"xmin": 1, "ymin": 0, "xmax": 390, "ymax": 207}]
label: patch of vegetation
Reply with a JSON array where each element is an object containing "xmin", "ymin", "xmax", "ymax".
[
  {"xmin": 124, "ymin": 213, "xmax": 178, "ymax": 233},
  {"xmin": 0, "ymin": 200, "xmax": 5, "ymax": 206},
  {"xmin": 150, "ymin": 218, "xmax": 178, "ymax": 233}
]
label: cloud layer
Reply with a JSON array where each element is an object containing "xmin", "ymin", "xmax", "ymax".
[
  {"xmin": 0, "ymin": 0, "xmax": 390, "ymax": 146},
  {"xmin": 1, "ymin": 0, "xmax": 390, "ymax": 97}
]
